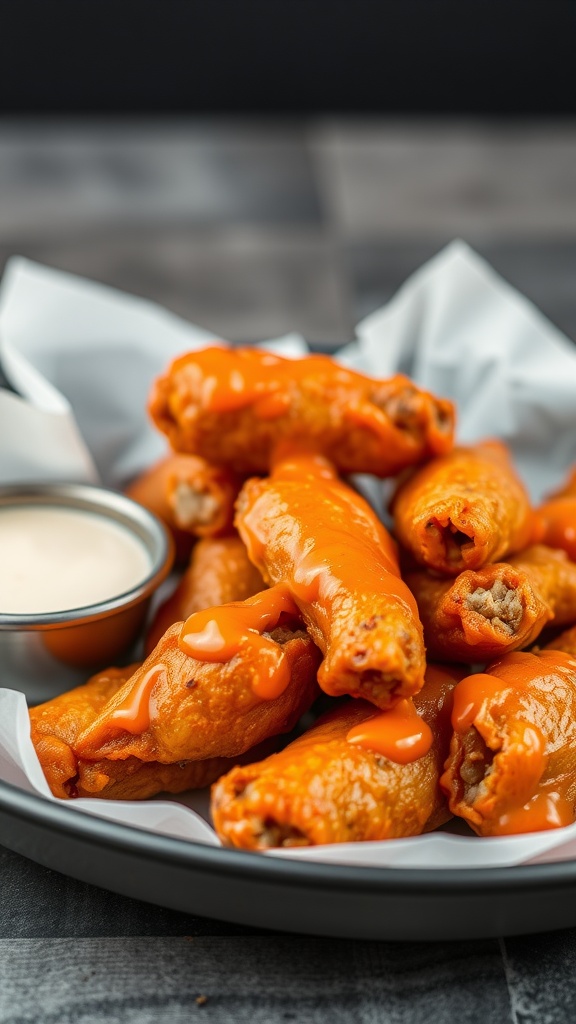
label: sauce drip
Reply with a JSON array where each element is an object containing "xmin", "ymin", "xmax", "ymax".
[
  {"xmin": 107, "ymin": 664, "xmax": 166, "ymax": 735},
  {"xmin": 451, "ymin": 673, "xmax": 513, "ymax": 733},
  {"xmin": 491, "ymin": 791, "xmax": 574, "ymax": 835},
  {"xmin": 195, "ymin": 347, "xmax": 365, "ymax": 414},
  {"xmin": 450, "ymin": 651, "xmax": 576, "ymax": 833},
  {"xmin": 179, "ymin": 584, "xmax": 300, "ymax": 700},
  {"xmin": 347, "ymin": 700, "xmax": 433, "ymax": 764},
  {"xmin": 451, "ymin": 651, "xmax": 576, "ymax": 733},
  {"xmin": 240, "ymin": 452, "xmax": 404, "ymax": 615}
]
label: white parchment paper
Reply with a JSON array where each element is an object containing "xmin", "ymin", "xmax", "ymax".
[{"xmin": 2, "ymin": 243, "xmax": 576, "ymax": 868}]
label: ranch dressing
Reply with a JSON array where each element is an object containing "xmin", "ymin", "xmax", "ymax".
[{"xmin": 0, "ymin": 505, "xmax": 152, "ymax": 614}]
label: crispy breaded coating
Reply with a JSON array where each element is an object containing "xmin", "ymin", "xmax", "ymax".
[
  {"xmin": 30, "ymin": 664, "xmax": 283, "ymax": 801},
  {"xmin": 392, "ymin": 441, "xmax": 539, "ymax": 576},
  {"xmin": 149, "ymin": 346, "xmax": 454, "ymax": 477},
  {"xmin": 71, "ymin": 621, "xmax": 320, "ymax": 769},
  {"xmin": 236, "ymin": 453, "xmax": 426, "ymax": 709},
  {"xmin": 407, "ymin": 563, "xmax": 549, "ymax": 662},
  {"xmin": 441, "ymin": 650, "xmax": 576, "ymax": 835},
  {"xmin": 511, "ymin": 544, "xmax": 576, "ymax": 627},
  {"xmin": 212, "ymin": 664, "xmax": 461, "ymax": 848},
  {"xmin": 406, "ymin": 543, "xmax": 576, "ymax": 661},
  {"xmin": 146, "ymin": 535, "xmax": 265, "ymax": 653},
  {"xmin": 126, "ymin": 453, "xmax": 240, "ymax": 563}
]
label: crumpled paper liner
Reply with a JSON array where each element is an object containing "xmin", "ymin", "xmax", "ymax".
[{"xmin": 2, "ymin": 242, "xmax": 576, "ymax": 868}]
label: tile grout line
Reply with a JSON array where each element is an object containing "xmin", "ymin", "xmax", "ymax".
[{"xmin": 498, "ymin": 936, "xmax": 520, "ymax": 1024}]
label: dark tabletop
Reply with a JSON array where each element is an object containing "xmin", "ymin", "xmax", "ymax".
[{"xmin": 2, "ymin": 117, "xmax": 576, "ymax": 1023}]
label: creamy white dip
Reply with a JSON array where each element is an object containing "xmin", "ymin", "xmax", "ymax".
[{"xmin": 0, "ymin": 505, "xmax": 152, "ymax": 614}]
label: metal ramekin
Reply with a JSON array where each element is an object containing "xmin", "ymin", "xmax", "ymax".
[{"xmin": 0, "ymin": 483, "xmax": 174, "ymax": 700}]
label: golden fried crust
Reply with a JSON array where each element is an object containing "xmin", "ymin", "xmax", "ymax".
[
  {"xmin": 392, "ymin": 441, "xmax": 539, "ymax": 576},
  {"xmin": 149, "ymin": 346, "xmax": 454, "ymax": 477},
  {"xmin": 211, "ymin": 665, "xmax": 460, "ymax": 848},
  {"xmin": 538, "ymin": 497, "xmax": 576, "ymax": 563},
  {"xmin": 510, "ymin": 544, "xmax": 576, "ymax": 627},
  {"xmin": 30, "ymin": 620, "xmax": 320, "ymax": 801},
  {"xmin": 146, "ymin": 535, "xmax": 265, "ymax": 653},
  {"xmin": 30, "ymin": 665, "xmax": 285, "ymax": 800},
  {"xmin": 30, "ymin": 665, "xmax": 138, "ymax": 798},
  {"xmin": 126, "ymin": 454, "xmax": 239, "ymax": 563},
  {"xmin": 406, "ymin": 561, "xmax": 554, "ymax": 662},
  {"xmin": 236, "ymin": 457, "xmax": 426, "ymax": 709},
  {"xmin": 68, "ymin": 754, "xmax": 243, "ymax": 801},
  {"xmin": 72, "ymin": 623, "xmax": 321, "ymax": 765},
  {"xmin": 441, "ymin": 651, "xmax": 576, "ymax": 836}
]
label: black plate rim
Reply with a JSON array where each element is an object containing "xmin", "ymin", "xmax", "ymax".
[{"xmin": 2, "ymin": 776, "xmax": 576, "ymax": 896}]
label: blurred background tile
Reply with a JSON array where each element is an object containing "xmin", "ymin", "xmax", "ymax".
[
  {"xmin": 0, "ymin": 227, "xmax": 351, "ymax": 343},
  {"xmin": 313, "ymin": 120, "xmax": 576, "ymax": 239},
  {"xmin": 0, "ymin": 120, "xmax": 322, "ymax": 237},
  {"xmin": 2, "ymin": 119, "xmax": 576, "ymax": 348},
  {"xmin": 344, "ymin": 239, "xmax": 576, "ymax": 341}
]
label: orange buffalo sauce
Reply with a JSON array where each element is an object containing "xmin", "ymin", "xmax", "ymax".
[
  {"xmin": 106, "ymin": 664, "xmax": 167, "ymax": 735},
  {"xmin": 538, "ymin": 497, "xmax": 576, "ymax": 561},
  {"xmin": 179, "ymin": 584, "xmax": 301, "ymax": 700},
  {"xmin": 346, "ymin": 662, "xmax": 462, "ymax": 764},
  {"xmin": 346, "ymin": 700, "xmax": 433, "ymax": 764},
  {"xmin": 451, "ymin": 673, "xmax": 514, "ymax": 733},
  {"xmin": 448, "ymin": 650, "xmax": 576, "ymax": 834},
  {"xmin": 491, "ymin": 791, "xmax": 574, "ymax": 835},
  {"xmin": 192, "ymin": 346, "xmax": 374, "ymax": 415},
  {"xmin": 240, "ymin": 451, "xmax": 405, "ymax": 604},
  {"xmin": 186, "ymin": 345, "xmax": 414, "ymax": 441},
  {"xmin": 451, "ymin": 651, "xmax": 576, "ymax": 734}
]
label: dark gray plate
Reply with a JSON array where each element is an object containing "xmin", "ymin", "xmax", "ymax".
[{"xmin": 2, "ymin": 777, "xmax": 576, "ymax": 940}]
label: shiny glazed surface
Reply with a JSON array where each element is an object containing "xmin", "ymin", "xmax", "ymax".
[
  {"xmin": 236, "ymin": 452, "xmax": 426, "ymax": 708},
  {"xmin": 392, "ymin": 440, "xmax": 539, "ymax": 576},
  {"xmin": 69, "ymin": 621, "xmax": 320, "ymax": 769},
  {"xmin": 407, "ymin": 559, "xmax": 554, "ymax": 661},
  {"xmin": 149, "ymin": 345, "xmax": 454, "ymax": 477},
  {"xmin": 442, "ymin": 650, "xmax": 576, "ymax": 836},
  {"xmin": 146, "ymin": 534, "xmax": 264, "ymax": 653},
  {"xmin": 29, "ymin": 664, "xmax": 279, "ymax": 801},
  {"xmin": 211, "ymin": 664, "xmax": 461, "ymax": 848}
]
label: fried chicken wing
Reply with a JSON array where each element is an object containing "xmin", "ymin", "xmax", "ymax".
[
  {"xmin": 406, "ymin": 561, "xmax": 553, "ymax": 662},
  {"xmin": 146, "ymin": 535, "xmax": 265, "ymax": 653},
  {"xmin": 149, "ymin": 346, "xmax": 454, "ymax": 477},
  {"xmin": 538, "ymin": 497, "xmax": 576, "ymax": 562},
  {"xmin": 234, "ymin": 452, "xmax": 426, "ymax": 709},
  {"xmin": 211, "ymin": 663, "xmax": 462, "ymax": 848},
  {"xmin": 126, "ymin": 453, "xmax": 239, "ymax": 562},
  {"xmin": 513, "ymin": 545, "xmax": 576, "ymax": 625},
  {"xmin": 30, "ymin": 664, "xmax": 285, "ymax": 800},
  {"xmin": 441, "ymin": 650, "xmax": 576, "ymax": 835},
  {"xmin": 72, "ymin": 613, "xmax": 320, "ymax": 771},
  {"xmin": 392, "ymin": 441, "xmax": 539, "ymax": 576},
  {"xmin": 407, "ymin": 543, "xmax": 576, "ymax": 661}
]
